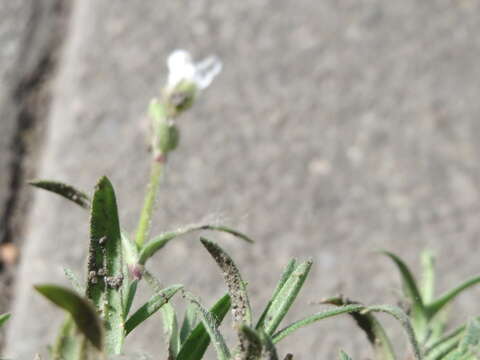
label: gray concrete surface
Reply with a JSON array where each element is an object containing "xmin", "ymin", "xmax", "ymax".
[{"xmin": 4, "ymin": 0, "xmax": 480, "ymax": 359}]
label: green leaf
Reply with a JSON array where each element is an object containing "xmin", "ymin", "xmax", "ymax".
[
  {"xmin": 29, "ymin": 179, "xmax": 90, "ymax": 209},
  {"xmin": 236, "ymin": 324, "xmax": 263, "ymax": 360},
  {"xmin": 439, "ymin": 320, "xmax": 480, "ymax": 360},
  {"xmin": 122, "ymin": 231, "xmax": 140, "ymax": 266},
  {"xmin": 364, "ymin": 305, "xmax": 422, "ymax": 360},
  {"xmin": 63, "ymin": 268, "xmax": 84, "ymax": 295},
  {"xmin": 125, "ymin": 284, "xmax": 183, "ymax": 335},
  {"xmin": 272, "ymin": 304, "xmax": 364, "ymax": 343},
  {"xmin": 87, "ymin": 176, "xmax": 124, "ymax": 354},
  {"xmin": 458, "ymin": 319, "xmax": 480, "ymax": 355},
  {"xmin": 380, "ymin": 251, "xmax": 427, "ymax": 338},
  {"xmin": 421, "ymin": 250, "xmax": 436, "ymax": 304},
  {"xmin": 177, "ymin": 294, "xmax": 231, "ymax": 360},
  {"xmin": 182, "ymin": 292, "xmax": 231, "ymax": 360},
  {"xmin": 263, "ymin": 260, "xmax": 313, "ymax": 335},
  {"xmin": 339, "ymin": 350, "xmax": 353, "ymax": 360},
  {"xmin": 123, "ymin": 279, "xmax": 138, "ymax": 317},
  {"xmin": 426, "ymin": 276, "xmax": 480, "ymax": 319},
  {"xmin": 180, "ymin": 304, "xmax": 199, "ymax": 345},
  {"xmin": 138, "ymin": 224, "xmax": 253, "ymax": 265},
  {"xmin": 256, "ymin": 259, "xmax": 297, "ymax": 330},
  {"xmin": 324, "ymin": 297, "xmax": 396, "ymax": 360},
  {"xmin": 161, "ymin": 303, "xmax": 180, "ymax": 359},
  {"xmin": 259, "ymin": 330, "xmax": 279, "ymax": 360},
  {"xmin": 0, "ymin": 313, "xmax": 10, "ymax": 328},
  {"xmin": 35, "ymin": 284, "xmax": 103, "ymax": 351},
  {"xmin": 51, "ymin": 317, "xmax": 87, "ymax": 360},
  {"xmin": 200, "ymin": 237, "xmax": 252, "ymax": 326},
  {"xmin": 425, "ymin": 325, "xmax": 466, "ymax": 360},
  {"xmin": 427, "ymin": 307, "xmax": 450, "ymax": 347}
]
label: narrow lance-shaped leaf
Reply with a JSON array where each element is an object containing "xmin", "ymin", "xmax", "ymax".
[
  {"xmin": 180, "ymin": 304, "xmax": 199, "ymax": 345},
  {"xmin": 29, "ymin": 180, "xmax": 90, "ymax": 209},
  {"xmin": 380, "ymin": 251, "xmax": 427, "ymax": 338},
  {"xmin": 63, "ymin": 268, "xmax": 85, "ymax": 295},
  {"xmin": 425, "ymin": 324, "xmax": 466, "ymax": 360},
  {"xmin": 138, "ymin": 224, "xmax": 253, "ymax": 265},
  {"xmin": 435, "ymin": 320, "xmax": 480, "ymax": 360},
  {"xmin": 263, "ymin": 260, "xmax": 313, "ymax": 335},
  {"xmin": 457, "ymin": 319, "xmax": 480, "ymax": 355},
  {"xmin": 161, "ymin": 303, "xmax": 180, "ymax": 359},
  {"xmin": 421, "ymin": 250, "xmax": 436, "ymax": 304},
  {"xmin": 35, "ymin": 284, "xmax": 103, "ymax": 351},
  {"xmin": 0, "ymin": 313, "xmax": 10, "ymax": 328},
  {"xmin": 88, "ymin": 176, "xmax": 124, "ymax": 354},
  {"xmin": 236, "ymin": 324, "xmax": 263, "ymax": 360},
  {"xmin": 426, "ymin": 337, "xmax": 461, "ymax": 360},
  {"xmin": 125, "ymin": 284, "xmax": 183, "ymax": 335},
  {"xmin": 183, "ymin": 292, "xmax": 231, "ymax": 360},
  {"xmin": 177, "ymin": 294, "xmax": 231, "ymax": 360},
  {"xmin": 256, "ymin": 259, "xmax": 297, "ymax": 330},
  {"xmin": 272, "ymin": 304, "xmax": 364, "ymax": 343},
  {"xmin": 200, "ymin": 237, "xmax": 252, "ymax": 326},
  {"xmin": 363, "ymin": 305, "xmax": 422, "ymax": 360},
  {"xmin": 123, "ymin": 279, "xmax": 138, "ymax": 317},
  {"xmin": 427, "ymin": 307, "xmax": 450, "ymax": 348},
  {"xmin": 324, "ymin": 296, "xmax": 396, "ymax": 360},
  {"xmin": 426, "ymin": 276, "xmax": 480, "ymax": 319}
]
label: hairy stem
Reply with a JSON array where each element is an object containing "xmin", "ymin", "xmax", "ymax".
[{"xmin": 135, "ymin": 159, "xmax": 163, "ymax": 248}]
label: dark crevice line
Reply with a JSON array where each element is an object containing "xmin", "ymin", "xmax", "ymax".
[
  {"xmin": 0, "ymin": 0, "xmax": 71, "ymax": 250},
  {"xmin": 0, "ymin": 0, "xmax": 74, "ymax": 350}
]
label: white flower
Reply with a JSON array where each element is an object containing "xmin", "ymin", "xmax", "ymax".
[{"xmin": 166, "ymin": 49, "xmax": 222, "ymax": 91}]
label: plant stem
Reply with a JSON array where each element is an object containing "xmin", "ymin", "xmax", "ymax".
[{"xmin": 135, "ymin": 158, "xmax": 164, "ymax": 248}]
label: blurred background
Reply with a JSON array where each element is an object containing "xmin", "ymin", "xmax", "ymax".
[{"xmin": 1, "ymin": 0, "xmax": 480, "ymax": 358}]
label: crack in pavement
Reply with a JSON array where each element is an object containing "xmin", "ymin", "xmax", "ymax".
[{"xmin": 0, "ymin": 0, "xmax": 73, "ymax": 350}]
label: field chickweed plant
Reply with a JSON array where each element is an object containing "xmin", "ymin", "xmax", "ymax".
[{"xmin": 1, "ymin": 50, "xmax": 480, "ymax": 360}]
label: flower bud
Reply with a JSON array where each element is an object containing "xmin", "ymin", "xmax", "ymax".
[
  {"xmin": 165, "ymin": 80, "xmax": 197, "ymax": 116},
  {"xmin": 154, "ymin": 120, "xmax": 179, "ymax": 158}
]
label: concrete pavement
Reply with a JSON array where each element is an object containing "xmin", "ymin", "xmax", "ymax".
[{"xmin": 3, "ymin": 0, "xmax": 480, "ymax": 358}]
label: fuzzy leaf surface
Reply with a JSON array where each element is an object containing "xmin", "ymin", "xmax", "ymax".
[
  {"xmin": 138, "ymin": 224, "xmax": 253, "ymax": 265},
  {"xmin": 272, "ymin": 304, "xmax": 364, "ymax": 343},
  {"xmin": 263, "ymin": 260, "xmax": 313, "ymax": 335},
  {"xmin": 29, "ymin": 179, "xmax": 90, "ymax": 209},
  {"xmin": 123, "ymin": 279, "xmax": 138, "ymax": 317},
  {"xmin": 364, "ymin": 305, "xmax": 422, "ymax": 360},
  {"xmin": 180, "ymin": 304, "xmax": 199, "ymax": 345},
  {"xmin": 64, "ymin": 268, "xmax": 84, "ymax": 294},
  {"xmin": 200, "ymin": 237, "xmax": 252, "ymax": 326},
  {"xmin": 325, "ymin": 297, "xmax": 396, "ymax": 360},
  {"xmin": 35, "ymin": 284, "xmax": 103, "ymax": 350},
  {"xmin": 177, "ymin": 294, "xmax": 231, "ymax": 360},
  {"xmin": 161, "ymin": 303, "xmax": 180, "ymax": 359},
  {"xmin": 183, "ymin": 292, "xmax": 231, "ymax": 360},
  {"xmin": 125, "ymin": 284, "xmax": 183, "ymax": 335},
  {"xmin": 88, "ymin": 176, "xmax": 124, "ymax": 354},
  {"xmin": 381, "ymin": 251, "xmax": 427, "ymax": 338},
  {"xmin": 256, "ymin": 259, "xmax": 296, "ymax": 330}
]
